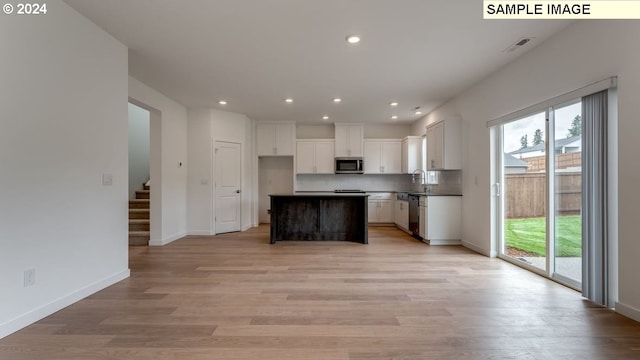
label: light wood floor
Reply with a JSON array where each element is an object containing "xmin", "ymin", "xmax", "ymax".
[{"xmin": 1, "ymin": 225, "xmax": 639, "ymax": 360}]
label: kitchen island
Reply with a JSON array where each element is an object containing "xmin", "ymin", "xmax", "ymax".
[{"xmin": 269, "ymin": 193, "xmax": 369, "ymax": 244}]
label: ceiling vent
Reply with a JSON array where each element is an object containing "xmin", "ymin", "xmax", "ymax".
[{"xmin": 503, "ymin": 37, "xmax": 534, "ymax": 52}]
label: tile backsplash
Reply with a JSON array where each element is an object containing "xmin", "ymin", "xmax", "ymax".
[
  {"xmin": 296, "ymin": 174, "xmax": 420, "ymax": 192},
  {"xmin": 426, "ymin": 170, "xmax": 462, "ymax": 195},
  {"xmin": 295, "ymin": 170, "xmax": 462, "ymax": 194}
]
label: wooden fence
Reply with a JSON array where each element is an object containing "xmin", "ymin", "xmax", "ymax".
[
  {"xmin": 505, "ymin": 172, "xmax": 581, "ymax": 218},
  {"xmin": 522, "ymin": 152, "xmax": 581, "ymax": 172}
]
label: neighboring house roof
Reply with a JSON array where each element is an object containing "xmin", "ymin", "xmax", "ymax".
[
  {"xmin": 504, "ymin": 153, "xmax": 530, "ymax": 168},
  {"xmin": 509, "ymin": 135, "xmax": 581, "ymax": 156}
]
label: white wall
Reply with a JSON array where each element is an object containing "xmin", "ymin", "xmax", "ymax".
[
  {"xmin": 187, "ymin": 109, "xmax": 255, "ymax": 234},
  {"xmin": 296, "ymin": 123, "xmax": 412, "ymax": 139},
  {"xmin": 187, "ymin": 109, "xmax": 213, "ymax": 234},
  {"xmin": 0, "ymin": 0, "xmax": 129, "ymax": 338},
  {"xmin": 129, "ymin": 77, "xmax": 188, "ymax": 246},
  {"xmin": 128, "ymin": 103, "xmax": 150, "ymax": 199},
  {"xmin": 364, "ymin": 124, "xmax": 412, "ymax": 139},
  {"xmin": 413, "ymin": 20, "xmax": 640, "ymax": 321}
]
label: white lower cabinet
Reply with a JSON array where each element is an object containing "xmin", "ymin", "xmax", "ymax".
[
  {"xmin": 367, "ymin": 193, "xmax": 394, "ymax": 223},
  {"xmin": 394, "ymin": 200, "xmax": 409, "ymax": 231},
  {"xmin": 423, "ymin": 196, "xmax": 462, "ymax": 245}
]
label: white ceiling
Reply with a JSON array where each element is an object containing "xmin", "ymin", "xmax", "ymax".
[{"xmin": 64, "ymin": 0, "xmax": 572, "ymax": 124}]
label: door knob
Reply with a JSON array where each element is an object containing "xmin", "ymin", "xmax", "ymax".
[{"xmin": 236, "ymin": 190, "xmax": 241, "ymax": 193}]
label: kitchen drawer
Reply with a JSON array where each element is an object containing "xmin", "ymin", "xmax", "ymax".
[{"xmin": 367, "ymin": 192, "xmax": 394, "ymax": 200}]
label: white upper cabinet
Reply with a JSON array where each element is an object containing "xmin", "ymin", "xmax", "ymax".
[
  {"xmin": 402, "ymin": 136, "xmax": 422, "ymax": 174},
  {"xmin": 296, "ymin": 140, "xmax": 335, "ymax": 174},
  {"xmin": 426, "ymin": 118, "xmax": 461, "ymax": 170},
  {"xmin": 256, "ymin": 122, "xmax": 295, "ymax": 156},
  {"xmin": 334, "ymin": 123, "xmax": 363, "ymax": 157},
  {"xmin": 364, "ymin": 140, "xmax": 401, "ymax": 174}
]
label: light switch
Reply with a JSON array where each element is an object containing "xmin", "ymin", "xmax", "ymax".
[{"xmin": 102, "ymin": 173, "xmax": 113, "ymax": 186}]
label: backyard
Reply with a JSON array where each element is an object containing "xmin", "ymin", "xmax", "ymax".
[{"xmin": 505, "ymin": 215, "xmax": 582, "ymax": 257}]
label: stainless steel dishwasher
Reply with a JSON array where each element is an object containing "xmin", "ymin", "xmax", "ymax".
[{"xmin": 408, "ymin": 194, "xmax": 420, "ymax": 236}]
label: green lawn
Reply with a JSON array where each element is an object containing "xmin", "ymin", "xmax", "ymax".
[{"xmin": 505, "ymin": 215, "xmax": 582, "ymax": 257}]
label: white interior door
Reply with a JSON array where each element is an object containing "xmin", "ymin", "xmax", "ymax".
[{"xmin": 215, "ymin": 141, "xmax": 241, "ymax": 233}]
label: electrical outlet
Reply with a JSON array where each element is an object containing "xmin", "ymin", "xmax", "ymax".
[{"xmin": 24, "ymin": 268, "xmax": 35, "ymax": 287}]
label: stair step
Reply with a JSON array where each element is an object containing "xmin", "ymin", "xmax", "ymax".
[
  {"xmin": 129, "ymin": 231, "xmax": 150, "ymax": 246},
  {"xmin": 143, "ymin": 184, "xmax": 150, "ymax": 191},
  {"xmin": 135, "ymin": 190, "xmax": 150, "ymax": 199},
  {"xmin": 129, "ymin": 199, "xmax": 150, "ymax": 209},
  {"xmin": 129, "ymin": 209, "xmax": 150, "ymax": 219},
  {"xmin": 129, "ymin": 219, "xmax": 150, "ymax": 231}
]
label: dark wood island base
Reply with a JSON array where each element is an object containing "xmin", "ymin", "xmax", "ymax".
[{"xmin": 269, "ymin": 193, "xmax": 369, "ymax": 244}]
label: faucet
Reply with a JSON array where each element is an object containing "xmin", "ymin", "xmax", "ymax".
[{"xmin": 412, "ymin": 169, "xmax": 426, "ymax": 184}]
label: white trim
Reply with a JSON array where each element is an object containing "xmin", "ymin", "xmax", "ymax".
[
  {"xmin": 615, "ymin": 301, "xmax": 640, "ymax": 323},
  {"xmin": 427, "ymin": 239, "xmax": 462, "ymax": 246},
  {"xmin": 0, "ymin": 269, "xmax": 130, "ymax": 339},
  {"xmin": 149, "ymin": 232, "xmax": 186, "ymax": 246},
  {"xmin": 187, "ymin": 230, "xmax": 213, "ymax": 236},
  {"xmin": 487, "ymin": 77, "xmax": 617, "ymax": 128},
  {"xmin": 462, "ymin": 240, "xmax": 496, "ymax": 257}
]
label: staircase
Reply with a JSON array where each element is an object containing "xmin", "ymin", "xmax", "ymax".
[{"xmin": 129, "ymin": 183, "xmax": 150, "ymax": 246}]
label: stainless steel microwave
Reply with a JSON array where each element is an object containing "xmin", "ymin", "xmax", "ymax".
[{"xmin": 335, "ymin": 157, "xmax": 363, "ymax": 174}]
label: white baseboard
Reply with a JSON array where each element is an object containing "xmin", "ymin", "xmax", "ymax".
[
  {"xmin": 149, "ymin": 231, "xmax": 186, "ymax": 246},
  {"xmin": 0, "ymin": 269, "xmax": 130, "ymax": 339},
  {"xmin": 187, "ymin": 230, "xmax": 213, "ymax": 236},
  {"xmin": 616, "ymin": 301, "xmax": 640, "ymax": 323},
  {"xmin": 428, "ymin": 239, "xmax": 462, "ymax": 246},
  {"xmin": 462, "ymin": 240, "xmax": 496, "ymax": 257}
]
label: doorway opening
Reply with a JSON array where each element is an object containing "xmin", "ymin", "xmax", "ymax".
[{"xmin": 128, "ymin": 102, "xmax": 150, "ymax": 246}]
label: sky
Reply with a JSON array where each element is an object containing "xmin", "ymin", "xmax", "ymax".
[{"xmin": 502, "ymin": 102, "xmax": 581, "ymax": 153}]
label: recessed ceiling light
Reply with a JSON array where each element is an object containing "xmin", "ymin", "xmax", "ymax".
[
  {"xmin": 391, "ymin": 115, "xmax": 398, "ymax": 120},
  {"xmin": 415, "ymin": 110, "xmax": 423, "ymax": 115},
  {"xmin": 346, "ymin": 34, "xmax": 361, "ymax": 44},
  {"xmin": 332, "ymin": 98, "xmax": 342, "ymax": 103},
  {"xmin": 285, "ymin": 98, "xmax": 293, "ymax": 103},
  {"xmin": 390, "ymin": 102, "xmax": 399, "ymax": 107},
  {"xmin": 219, "ymin": 100, "xmax": 227, "ymax": 105},
  {"xmin": 322, "ymin": 115, "xmax": 330, "ymax": 120}
]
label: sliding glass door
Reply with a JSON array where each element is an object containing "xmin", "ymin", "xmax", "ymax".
[
  {"xmin": 496, "ymin": 102, "xmax": 583, "ymax": 288},
  {"xmin": 500, "ymin": 112, "xmax": 547, "ymax": 273},
  {"xmin": 491, "ymin": 77, "xmax": 615, "ymax": 305},
  {"xmin": 552, "ymin": 102, "xmax": 582, "ymax": 286}
]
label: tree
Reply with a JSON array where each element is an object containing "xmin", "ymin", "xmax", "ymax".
[
  {"xmin": 567, "ymin": 115, "xmax": 582, "ymax": 138},
  {"xmin": 520, "ymin": 134, "xmax": 528, "ymax": 149},
  {"xmin": 532, "ymin": 129, "xmax": 543, "ymax": 145}
]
